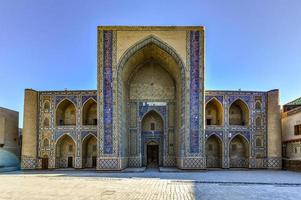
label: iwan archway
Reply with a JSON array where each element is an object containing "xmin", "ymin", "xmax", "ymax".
[
  {"xmin": 118, "ymin": 35, "xmax": 188, "ymax": 168},
  {"xmin": 97, "ymin": 27, "xmax": 205, "ymax": 170}
]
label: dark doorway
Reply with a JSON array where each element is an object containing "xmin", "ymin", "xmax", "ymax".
[
  {"xmin": 147, "ymin": 144, "xmax": 159, "ymax": 167},
  {"xmin": 42, "ymin": 157, "xmax": 48, "ymax": 169},
  {"xmin": 67, "ymin": 157, "xmax": 73, "ymax": 168},
  {"xmin": 92, "ymin": 156, "xmax": 97, "ymax": 168}
]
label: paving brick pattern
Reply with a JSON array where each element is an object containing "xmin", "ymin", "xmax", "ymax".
[{"xmin": 0, "ymin": 170, "xmax": 301, "ymax": 200}]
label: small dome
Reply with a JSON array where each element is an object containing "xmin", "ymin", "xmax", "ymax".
[{"xmin": 0, "ymin": 149, "xmax": 19, "ymax": 168}]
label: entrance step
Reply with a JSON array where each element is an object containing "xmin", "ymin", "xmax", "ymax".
[
  {"xmin": 159, "ymin": 167, "xmax": 182, "ymax": 172},
  {"xmin": 122, "ymin": 167, "xmax": 146, "ymax": 173}
]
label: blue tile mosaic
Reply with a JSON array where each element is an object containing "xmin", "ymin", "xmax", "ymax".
[
  {"xmin": 189, "ymin": 30, "xmax": 200, "ymax": 154},
  {"xmin": 138, "ymin": 102, "xmax": 166, "ymax": 118},
  {"xmin": 82, "ymin": 95, "xmax": 97, "ymax": 105},
  {"xmin": 205, "ymin": 96, "xmax": 223, "ymax": 104},
  {"xmin": 103, "ymin": 30, "xmax": 113, "ymax": 154},
  {"xmin": 81, "ymin": 131, "xmax": 97, "ymax": 140},
  {"xmin": 228, "ymin": 95, "xmax": 251, "ymax": 107},
  {"xmin": 55, "ymin": 96, "xmax": 77, "ymax": 107}
]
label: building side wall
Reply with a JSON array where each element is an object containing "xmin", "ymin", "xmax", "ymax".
[
  {"xmin": 0, "ymin": 116, "xmax": 5, "ymax": 145},
  {"xmin": 282, "ymin": 108, "xmax": 301, "ymax": 170},
  {"xmin": 282, "ymin": 110, "xmax": 301, "ymax": 142},
  {"xmin": 267, "ymin": 90, "xmax": 282, "ymax": 168}
]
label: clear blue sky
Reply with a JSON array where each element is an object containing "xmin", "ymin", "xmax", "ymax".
[{"xmin": 1, "ymin": 0, "xmax": 301, "ymax": 127}]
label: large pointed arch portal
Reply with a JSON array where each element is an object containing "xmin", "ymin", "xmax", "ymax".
[{"xmin": 97, "ymin": 26, "xmax": 205, "ymax": 170}]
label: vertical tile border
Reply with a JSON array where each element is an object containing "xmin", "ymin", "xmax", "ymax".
[
  {"xmin": 189, "ymin": 30, "xmax": 200, "ymax": 154},
  {"xmin": 103, "ymin": 30, "xmax": 113, "ymax": 154}
]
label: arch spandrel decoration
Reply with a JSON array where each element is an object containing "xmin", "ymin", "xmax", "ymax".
[
  {"xmin": 138, "ymin": 102, "xmax": 167, "ymax": 119},
  {"xmin": 229, "ymin": 131, "xmax": 251, "ymax": 142},
  {"xmin": 54, "ymin": 131, "xmax": 77, "ymax": 143},
  {"xmin": 205, "ymin": 96, "xmax": 223, "ymax": 105},
  {"xmin": 81, "ymin": 95, "xmax": 97, "ymax": 105},
  {"xmin": 228, "ymin": 96, "xmax": 251, "ymax": 108},
  {"xmin": 205, "ymin": 131, "xmax": 224, "ymax": 141},
  {"xmin": 55, "ymin": 96, "xmax": 78, "ymax": 107},
  {"xmin": 117, "ymin": 35, "xmax": 187, "ymax": 74},
  {"xmin": 81, "ymin": 131, "xmax": 97, "ymax": 141}
]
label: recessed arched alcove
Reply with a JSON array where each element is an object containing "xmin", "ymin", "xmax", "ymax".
[
  {"xmin": 56, "ymin": 99, "xmax": 76, "ymax": 126},
  {"xmin": 205, "ymin": 134, "xmax": 223, "ymax": 168},
  {"xmin": 205, "ymin": 98, "xmax": 224, "ymax": 126},
  {"xmin": 229, "ymin": 99, "xmax": 250, "ymax": 126},
  {"xmin": 117, "ymin": 36, "xmax": 186, "ymax": 167},
  {"xmin": 229, "ymin": 135, "xmax": 249, "ymax": 168},
  {"xmin": 55, "ymin": 135, "xmax": 76, "ymax": 168},
  {"xmin": 82, "ymin": 99, "xmax": 97, "ymax": 125},
  {"xmin": 82, "ymin": 134, "xmax": 97, "ymax": 168}
]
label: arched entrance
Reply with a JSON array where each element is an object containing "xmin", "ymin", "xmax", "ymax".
[
  {"xmin": 229, "ymin": 135, "xmax": 249, "ymax": 168},
  {"xmin": 55, "ymin": 135, "xmax": 76, "ymax": 168},
  {"xmin": 141, "ymin": 110, "xmax": 163, "ymax": 167},
  {"xmin": 42, "ymin": 155, "xmax": 49, "ymax": 169},
  {"xmin": 117, "ymin": 36, "xmax": 185, "ymax": 167},
  {"xmin": 205, "ymin": 135, "xmax": 222, "ymax": 168},
  {"xmin": 146, "ymin": 141, "xmax": 159, "ymax": 167},
  {"xmin": 82, "ymin": 134, "xmax": 97, "ymax": 168}
]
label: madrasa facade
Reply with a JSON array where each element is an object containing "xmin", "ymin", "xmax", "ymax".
[{"xmin": 21, "ymin": 26, "xmax": 282, "ymax": 170}]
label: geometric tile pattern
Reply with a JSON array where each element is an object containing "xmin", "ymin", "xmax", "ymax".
[
  {"xmin": 98, "ymin": 158, "xmax": 119, "ymax": 169},
  {"xmin": 230, "ymin": 158, "xmax": 249, "ymax": 168},
  {"xmin": 102, "ymin": 30, "xmax": 113, "ymax": 155},
  {"xmin": 128, "ymin": 157, "xmax": 141, "ymax": 167},
  {"xmin": 21, "ymin": 156, "xmax": 37, "ymax": 169},
  {"xmin": 183, "ymin": 157, "xmax": 206, "ymax": 169},
  {"xmin": 163, "ymin": 156, "xmax": 176, "ymax": 167},
  {"xmin": 81, "ymin": 95, "xmax": 97, "ymax": 105},
  {"xmin": 267, "ymin": 157, "xmax": 282, "ymax": 169},
  {"xmin": 189, "ymin": 30, "xmax": 201, "ymax": 154},
  {"xmin": 55, "ymin": 95, "xmax": 77, "ymax": 107}
]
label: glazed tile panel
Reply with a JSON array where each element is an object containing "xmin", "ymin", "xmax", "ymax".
[
  {"xmin": 103, "ymin": 30, "xmax": 113, "ymax": 154},
  {"xmin": 189, "ymin": 30, "xmax": 200, "ymax": 154}
]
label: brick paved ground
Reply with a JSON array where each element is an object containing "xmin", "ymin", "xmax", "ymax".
[{"xmin": 0, "ymin": 169, "xmax": 301, "ymax": 200}]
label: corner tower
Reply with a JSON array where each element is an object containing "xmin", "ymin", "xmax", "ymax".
[
  {"xmin": 97, "ymin": 26, "xmax": 205, "ymax": 170},
  {"xmin": 267, "ymin": 89, "xmax": 282, "ymax": 168},
  {"xmin": 21, "ymin": 89, "xmax": 38, "ymax": 169}
]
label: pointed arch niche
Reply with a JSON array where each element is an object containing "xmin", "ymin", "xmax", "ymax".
[
  {"xmin": 205, "ymin": 98, "xmax": 224, "ymax": 126},
  {"xmin": 82, "ymin": 98, "xmax": 97, "ymax": 125},
  {"xmin": 229, "ymin": 99, "xmax": 250, "ymax": 126},
  {"xmin": 56, "ymin": 99, "xmax": 76, "ymax": 126},
  {"xmin": 55, "ymin": 134, "xmax": 76, "ymax": 168},
  {"xmin": 229, "ymin": 134, "xmax": 249, "ymax": 168}
]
